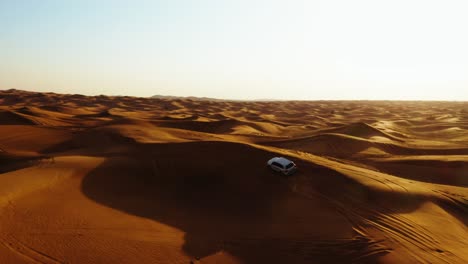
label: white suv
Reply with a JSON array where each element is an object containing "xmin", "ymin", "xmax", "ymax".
[{"xmin": 267, "ymin": 157, "xmax": 297, "ymax": 175}]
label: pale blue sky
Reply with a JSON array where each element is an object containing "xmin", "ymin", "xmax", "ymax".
[{"xmin": 1, "ymin": 0, "xmax": 468, "ymax": 100}]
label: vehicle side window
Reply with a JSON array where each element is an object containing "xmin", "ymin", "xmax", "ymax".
[{"xmin": 272, "ymin": 162, "xmax": 283, "ymax": 168}]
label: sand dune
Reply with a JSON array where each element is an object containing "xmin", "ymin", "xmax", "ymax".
[
  {"xmin": 0, "ymin": 89, "xmax": 467, "ymax": 263},
  {"xmin": 316, "ymin": 122, "xmax": 403, "ymax": 141},
  {"xmin": 0, "ymin": 110, "xmax": 37, "ymax": 125},
  {"xmin": 153, "ymin": 118, "xmax": 288, "ymax": 136}
]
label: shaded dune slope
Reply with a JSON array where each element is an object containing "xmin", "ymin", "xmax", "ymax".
[
  {"xmin": 80, "ymin": 141, "xmax": 388, "ymax": 263},
  {"xmin": 0, "ymin": 110, "xmax": 37, "ymax": 125},
  {"xmin": 74, "ymin": 109, "xmax": 114, "ymax": 118},
  {"xmin": 41, "ymin": 127, "xmax": 136, "ymax": 155},
  {"xmin": 79, "ymin": 140, "xmax": 468, "ymax": 263},
  {"xmin": 153, "ymin": 118, "xmax": 287, "ymax": 136},
  {"xmin": 0, "ymin": 152, "xmax": 43, "ymax": 174}
]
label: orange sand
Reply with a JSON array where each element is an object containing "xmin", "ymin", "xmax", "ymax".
[{"xmin": 0, "ymin": 89, "xmax": 467, "ymax": 263}]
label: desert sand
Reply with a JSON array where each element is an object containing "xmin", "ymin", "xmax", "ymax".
[{"xmin": 0, "ymin": 89, "xmax": 467, "ymax": 263}]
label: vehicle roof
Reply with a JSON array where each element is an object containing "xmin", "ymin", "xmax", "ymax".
[{"xmin": 270, "ymin": 157, "xmax": 294, "ymax": 166}]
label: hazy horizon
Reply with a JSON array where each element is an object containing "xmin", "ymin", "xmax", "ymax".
[
  {"xmin": 4, "ymin": 87, "xmax": 468, "ymax": 102},
  {"xmin": 2, "ymin": 0, "xmax": 468, "ymax": 100}
]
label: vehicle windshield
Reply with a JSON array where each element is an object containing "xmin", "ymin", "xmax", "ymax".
[{"xmin": 285, "ymin": 163, "xmax": 294, "ymax": 169}]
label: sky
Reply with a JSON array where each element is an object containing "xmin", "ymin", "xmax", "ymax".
[{"xmin": 1, "ymin": 0, "xmax": 468, "ymax": 100}]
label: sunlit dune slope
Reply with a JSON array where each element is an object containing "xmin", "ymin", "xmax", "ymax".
[{"xmin": 0, "ymin": 89, "xmax": 467, "ymax": 263}]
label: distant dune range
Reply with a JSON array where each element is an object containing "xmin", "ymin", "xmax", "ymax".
[{"xmin": 0, "ymin": 89, "xmax": 467, "ymax": 263}]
